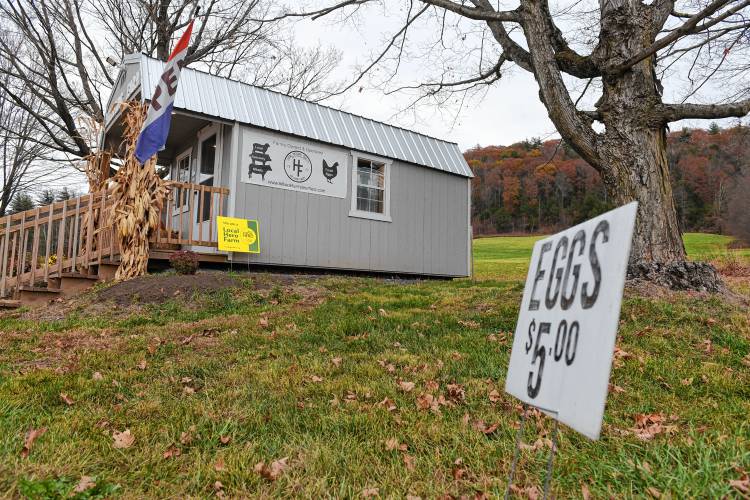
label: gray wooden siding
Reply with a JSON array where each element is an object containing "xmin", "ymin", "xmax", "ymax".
[{"xmin": 228, "ymin": 123, "xmax": 470, "ymax": 277}]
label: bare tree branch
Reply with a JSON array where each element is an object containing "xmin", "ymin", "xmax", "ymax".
[{"xmin": 664, "ymin": 98, "xmax": 750, "ymax": 120}]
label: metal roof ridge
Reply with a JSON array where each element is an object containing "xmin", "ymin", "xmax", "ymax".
[{"xmin": 134, "ymin": 53, "xmax": 462, "ymax": 149}]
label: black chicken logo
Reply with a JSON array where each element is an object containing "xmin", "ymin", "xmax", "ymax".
[
  {"xmin": 322, "ymin": 159, "xmax": 338, "ymax": 183},
  {"xmin": 249, "ymin": 143, "xmax": 272, "ymax": 180}
]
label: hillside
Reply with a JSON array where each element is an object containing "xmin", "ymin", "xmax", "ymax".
[{"xmin": 466, "ymin": 125, "xmax": 750, "ymax": 239}]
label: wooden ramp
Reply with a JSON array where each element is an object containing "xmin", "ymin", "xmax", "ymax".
[{"xmin": 0, "ymin": 181, "xmax": 229, "ymax": 307}]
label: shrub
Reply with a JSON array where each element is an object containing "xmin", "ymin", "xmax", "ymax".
[{"xmin": 169, "ymin": 250, "xmax": 199, "ymax": 275}]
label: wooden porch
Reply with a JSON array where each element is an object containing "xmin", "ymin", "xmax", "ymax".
[{"xmin": 0, "ymin": 181, "xmax": 230, "ymax": 306}]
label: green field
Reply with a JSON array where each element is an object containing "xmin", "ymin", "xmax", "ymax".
[
  {"xmin": 0, "ymin": 234, "xmax": 748, "ymax": 498},
  {"xmin": 473, "ymin": 232, "xmax": 750, "ymax": 280}
]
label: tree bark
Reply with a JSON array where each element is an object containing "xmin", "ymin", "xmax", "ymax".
[{"xmin": 591, "ymin": 0, "xmax": 687, "ymax": 264}]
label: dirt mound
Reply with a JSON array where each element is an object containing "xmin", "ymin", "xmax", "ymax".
[{"xmin": 95, "ymin": 272, "xmax": 243, "ymax": 306}]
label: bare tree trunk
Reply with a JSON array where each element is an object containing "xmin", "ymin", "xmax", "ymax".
[
  {"xmin": 597, "ymin": 126, "xmax": 686, "ymax": 264},
  {"xmin": 591, "ymin": 0, "xmax": 686, "ymax": 264}
]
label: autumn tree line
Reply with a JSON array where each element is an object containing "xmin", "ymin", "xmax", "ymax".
[{"xmin": 467, "ymin": 124, "xmax": 750, "ymax": 243}]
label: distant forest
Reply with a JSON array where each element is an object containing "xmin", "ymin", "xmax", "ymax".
[{"xmin": 466, "ymin": 125, "xmax": 750, "ymax": 242}]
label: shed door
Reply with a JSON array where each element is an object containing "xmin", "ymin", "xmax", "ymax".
[{"xmin": 193, "ymin": 124, "xmax": 221, "ymax": 245}]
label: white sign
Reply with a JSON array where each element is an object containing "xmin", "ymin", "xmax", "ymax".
[
  {"xmin": 504, "ymin": 202, "xmax": 638, "ymax": 440},
  {"xmin": 240, "ymin": 129, "xmax": 348, "ymax": 198}
]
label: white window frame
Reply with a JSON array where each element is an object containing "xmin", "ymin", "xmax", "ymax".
[
  {"xmin": 349, "ymin": 152, "xmax": 392, "ymax": 222},
  {"xmin": 172, "ymin": 148, "xmax": 192, "ymax": 215}
]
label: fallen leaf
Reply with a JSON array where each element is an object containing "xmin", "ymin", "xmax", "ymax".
[
  {"xmin": 450, "ymin": 351, "xmax": 463, "ymax": 360},
  {"xmin": 458, "ymin": 319, "xmax": 480, "ymax": 329},
  {"xmin": 378, "ymin": 308, "xmax": 387, "ymax": 316},
  {"xmin": 384, "ymin": 438, "xmax": 407, "ymax": 452},
  {"xmin": 259, "ymin": 317, "xmax": 269, "ymax": 328},
  {"xmin": 219, "ymin": 435, "xmax": 231, "ymax": 445},
  {"xmin": 581, "ymin": 484, "xmax": 591, "ymax": 500},
  {"xmin": 509, "ymin": 485, "xmax": 541, "ymax": 499},
  {"xmin": 646, "ymin": 486, "xmax": 661, "ymax": 498},
  {"xmin": 453, "ymin": 466, "xmax": 467, "ymax": 480},
  {"xmin": 403, "ymin": 454, "xmax": 416, "ymax": 471},
  {"xmin": 163, "ymin": 445, "xmax": 181, "ymax": 459},
  {"xmin": 180, "ymin": 426, "xmax": 196, "ymax": 445},
  {"xmin": 614, "ymin": 347, "xmax": 633, "ymax": 359},
  {"xmin": 416, "ymin": 393, "xmax": 438, "ymax": 412},
  {"xmin": 681, "ymin": 378, "xmax": 693, "ymax": 386},
  {"xmin": 21, "ymin": 427, "xmax": 47, "ymax": 458},
  {"xmin": 730, "ymin": 473, "xmax": 750, "ymax": 493},
  {"xmin": 214, "ymin": 457, "xmax": 226, "ymax": 472},
  {"xmin": 254, "ymin": 457, "xmax": 289, "ymax": 481},
  {"xmin": 310, "ymin": 375, "xmax": 324, "ymax": 383},
  {"xmin": 425, "ymin": 380, "xmax": 440, "ymax": 392},
  {"xmin": 137, "ymin": 359, "xmax": 147, "ymax": 370},
  {"xmin": 488, "ymin": 389, "xmax": 501, "ymax": 402},
  {"xmin": 60, "ymin": 393, "xmax": 74, "ymax": 406},
  {"xmin": 398, "ymin": 380, "xmax": 415, "ymax": 392},
  {"xmin": 112, "ymin": 429, "xmax": 134, "ymax": 449},
  {"xmin": 331, "ymin": 357, "xmax": 342, "ymax": 367},
  {"xmin": 701, "ymin": 339, "xmax": 713, "ymax": 354},
  {"xmin": 632, "ymin": 413, "xmax": 675, "ymax": 440},
  {"xmin": 361, "ymin": 487, "xmax": 379, "ymax": 497},
  {"xmin": 445, "ymin": 383, "xmax": 465, "ymax": 403},
  {"xmin": 319, "ymin": 346, "xmax": 328, "ymax": 353},
  {"xmin": 609, "ymin": 384, "xmax": 625, "ymax": 394},
  {"xmin": 92, "ymin": 371, "xmax": 104, "ymax": 381},
  {"xmin": 74, "ymin": 476, "xmax": 96, "ymax": 493},
  {"xmin": 472, "ymin": 420, "xmax": 500, "ymax": 436},
  {"xmin": 377, "ymin": 397, "xmax": 397, "ymax": 412}
]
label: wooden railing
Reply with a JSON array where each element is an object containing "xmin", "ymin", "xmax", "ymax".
[
  {"xmin": 0, "ymin": 181, "xmax": 229, "ymax": 297},
  {"xmin": 158, "ymin": 181, "xmax": 230, "ymax": 247}
]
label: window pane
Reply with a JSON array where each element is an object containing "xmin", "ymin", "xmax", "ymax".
[
  {"xmin": 358, "ymin": 170, "xmax": 371, "ymax": 186},
  {"xmin": 201, "ymin": 135, "xmax": 216, "ymax": 175},
  {"xmin": 178, "ymin": 156, "xmax": 190, "ymax": 183},
  {"xmin": 357, "ymin": 158, "xmax": 371, "ymax": 170},
  {"xmin": 354, "ymin": 157, "xmax": 386, "ymax": 215},
  {"xmin": 356, "ymin": 197, "xmax": 368, "ymax": 212}
]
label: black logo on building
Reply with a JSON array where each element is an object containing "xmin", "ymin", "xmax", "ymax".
[
  {"xmin": 249, "ymin": 143, "xmax": 272, "ymax": 180},
  {"xmin": 284, "ymin": 151, "xmax": 312, "ymax": 183},
  {"xmin": 322, "ymin": 160, "xmax": 338, "ymax": 183}
]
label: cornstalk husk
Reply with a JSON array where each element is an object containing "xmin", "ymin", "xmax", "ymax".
[{"xmin": 109, "ymin": 101, "xmax": 169, "ymax": 281}]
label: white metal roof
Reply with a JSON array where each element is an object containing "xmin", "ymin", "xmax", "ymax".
[{"xmin": 126, "ymin": 53, "xmax": 473, "ymax": 178}]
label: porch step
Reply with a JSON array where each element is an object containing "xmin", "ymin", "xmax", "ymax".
[
  {"xmin": 17, "ymin": 286, "xmax": 62, "ymax": 307},
  {"xmin": 151, "ymin": 242, "xmax": 181, "ymax": 251},
  {"xmin": 60, "ymin": 272, "xmax": 100, "ymax": 281},
  {"xmin": 0, "ymin": 299, "xmax": 21, "ymax": 309}
]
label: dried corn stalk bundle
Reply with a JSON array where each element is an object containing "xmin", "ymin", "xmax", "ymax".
[
  {"xmin": 77, "ymin": 151, "xmax": 112, "ymax": 272},
  {"xmin": 109, "ymin": 101, "xmax": 168, "ymax": 281}
]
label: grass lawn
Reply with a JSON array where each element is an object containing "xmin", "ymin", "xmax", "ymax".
[
  {"xmin": 472, "ymin": 232, "xmax": 750, "ymax": 280},
  {"xmin": 0, "ymin": 234, "xmax": 748, "ymax": 498}
]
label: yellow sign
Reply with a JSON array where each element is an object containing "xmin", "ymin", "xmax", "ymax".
[{"xmin": 217, "ymin": 216, "xmax": 260, "ymax": 253}]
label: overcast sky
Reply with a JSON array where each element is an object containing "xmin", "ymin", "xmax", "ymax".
[{"xmin": 289, "ymin": 4, "xmax": 746, "ymax": 150}]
